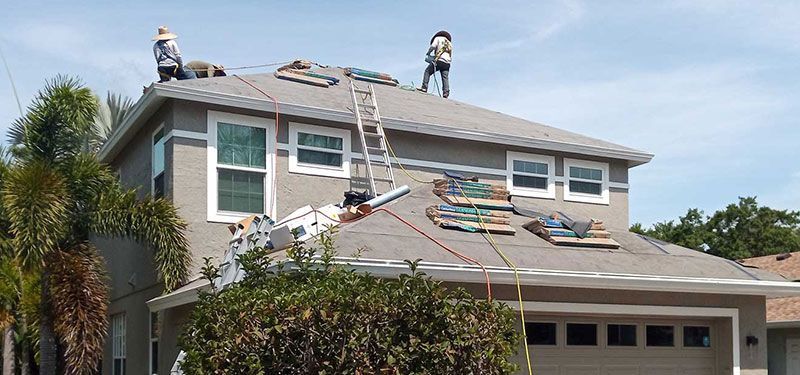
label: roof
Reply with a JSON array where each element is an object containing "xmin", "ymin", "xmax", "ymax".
[
  {"xmin": 147, "ymin": 187, "xmax": 800, "ymax": 311},
  {"xmin": 739, "ymin": 252, "xmax": 800, "ymax": 281},
  {"xmin": 331, "ymin": 187, "xmax": 783, "ymax": 282},
  {"xmin": 99, "ymin": 67, "xmax": 654, "ymax": 166},
  {"xmin": 740, "ymin": 252, "xmax": 800, "ymax": 323}
]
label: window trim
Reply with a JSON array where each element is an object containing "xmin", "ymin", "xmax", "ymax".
[
  {"xmin": 149, "ymin": 312, "xmax": 159, "ymax": 375},
  {"xmin": 151, "ymin": 124, "xmax": 166, "ymax": 197},
  {"xmin": 207, "ymin": 111, "xmax": 276, "ymax": 223},
  {"xmin": 524, "ymin": 321, "xmax": 559, "ymax": 347},
  {"xmin": 606, "ymin": 322, "xmax": 639, "ymax": 348},
  {"xmin": 682, "ymin": 324, "xmax": 713, "ymax": 349},
  {"xmin": 563, "ymin": 158, "xmax": 610, "ymax": 205},
  {"xmin": 112, "ymin": 313, "xmax": 126, "ymax": 375},
  {"xmin": 288, "ymin": 122, "xmax": 351, "ymax": 179},
  {"xmin": 506, "ymin": 151, "xmax": 555, "ymax": 199},
  {"xmin": 564, "ymin": 321, "xmax": 599, "ymax": 347}
]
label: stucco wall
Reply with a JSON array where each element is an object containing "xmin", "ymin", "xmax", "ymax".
[{"xmin": 768, "ymin": 326, "xmax": 800, "ymax": 374}]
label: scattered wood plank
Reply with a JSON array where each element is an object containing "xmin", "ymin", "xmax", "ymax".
[
  {"xmin": 440, "ymin": 195, "xmax": 513, "ymax": 211},
  {"xmin": 546, "ymin": 236, "xmax": 620, "ymax": 249},
  {"xmin": 435, "ymin": 204, "xmax": 511, "ymax": 218},
  {"xmin": 426, "ymin": 207, "xmax": 511, "ymax": 225},
  {"xmin": 274, "ymin": 70, "xmax": 330, "ymax": 87}
]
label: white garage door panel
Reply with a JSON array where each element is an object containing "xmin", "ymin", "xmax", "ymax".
[
  {"xmin": 524, "ymin": 316, "xmax": 718, "ymax": 375},
  {"xmin": 603, "ymin": 365, "xmax": 638, "ymax": 375},
  {"xmin": 642, "ymin": 366, "xmax": 677, "ymax": 375},
  {"xmin": 564, "ymin": 366, "xmax": 600, "ymax": 375},
  {"xmin": 532, "ymin": 365, "xmax": 559, "ymax": 375}
]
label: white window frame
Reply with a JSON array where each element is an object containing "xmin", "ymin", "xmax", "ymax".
[
  {"xmin": 112, "ymin": 313, "xmax": 126, "ymax": 375},
  {"xmin": 207, "ymin": 111, "xmax": 276, "ymax": 223},
  {"xmin": 151, "ymin": 124, "xmax": 166, "ymax": 197},
  {"xmin": 288, "ymin": 122, "xmax": 351, "ymax": 179},
  {"xmin": 149, "ymin": 312, "xmax": 159, "ymax": 375},
  {"xmin": 506, "ymin": 151, "xmax": 555, "ymax": 199},
  {"xmin": 563, "ymin": 158, "xmax": 610, "ymax": 205}
]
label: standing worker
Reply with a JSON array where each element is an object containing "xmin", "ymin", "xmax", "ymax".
[
  {"xmin": 417, "ymin": 30, "xmax": 452, "ymax": 98},
  {"xmin": 152, "ymin": 26, "xmax": 196, "ymax": 82}
]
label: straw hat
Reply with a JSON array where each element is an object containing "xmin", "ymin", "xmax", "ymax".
[{"xmin": 152, "ymin": 26, "xmax": 177, "ymax": 41}]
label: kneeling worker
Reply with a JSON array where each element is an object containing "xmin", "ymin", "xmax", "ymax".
[
  {"xmin": 418, "ymin": 30, "xmax": 452, "ymax": 98},
  {"xmin": 152, "ymin": 26, "xmax": 196, "ymax": 82}
]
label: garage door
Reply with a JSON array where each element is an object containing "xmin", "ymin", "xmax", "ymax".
[{"xmin": 524, "ymin": 315, "xmax": 718, "ymax": 375}]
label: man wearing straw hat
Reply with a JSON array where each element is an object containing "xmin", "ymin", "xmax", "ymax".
[{"xmin": 152, "ymin": 26, "xmax": 196, "ymax": 82}]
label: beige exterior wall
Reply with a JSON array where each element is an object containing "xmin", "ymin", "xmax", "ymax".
[{"xmin": 102, "ymin": 98, "xmax": 647, "ymax": 374}]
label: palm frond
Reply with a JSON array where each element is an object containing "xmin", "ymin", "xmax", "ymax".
[
  {"xmin": 1, "ymin": 160, "xmax": 70, "ymax": 268},
  {"xmin": 93, "ymin": 93, "xmax": 133, "ymax": 144},
  {"xmin": 49, "ymin": 244, "xmax": 108, "ymax": 375},
  {"xmin": 8, "ymin": 75, "xmax": 98, "ymax": 162},
  {"xmin": 90, "ymin": 189, "xmax": 190, "ymax": 291}
]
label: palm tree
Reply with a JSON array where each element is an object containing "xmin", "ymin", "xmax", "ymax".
[
  {"xmin": 2, "ymin": 76, "xmax": 191, "ymax": 374},
  {"xmin": 88, "ymin": 93, "xmax": 134, "ymax": 153}
]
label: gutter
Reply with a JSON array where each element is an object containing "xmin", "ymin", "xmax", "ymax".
[
  {"xmin": 766, "ymin": 320, "xmax": 800, "ymax": 329},
  {"xmin": 99, "ymin": 84, "xmax": 655, "ymax": 166},
  {"xmin": 146, "ymin": 257, "xmax": 800, "ymax": 312}
]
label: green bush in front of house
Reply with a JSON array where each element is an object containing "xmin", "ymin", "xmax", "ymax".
[{"xmin": 179, "ymin": 232, "xmax": 520, "ymax": 374}]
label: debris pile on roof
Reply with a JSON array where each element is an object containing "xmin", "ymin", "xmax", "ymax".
[
  {"xmin": 523, "ymin": 217, "xmax": 620, "ymax": 249},
  {"xmin": 345, "ymin": 67, "xmax": 399, "ymax": 86},
  {"xmin": 274, "ymin": 59, "xmax": 340, "ymax": 87},
  {"xmin": 428, "ymin": 176, "xmax": 516, "ymax": 234},
  {"xmin": 427, "ymin": 204, "xmax": 515, "ymax": 235},
  {"xmin": 433, "ymin": 179, "xmax": 514, "ymax": 211}
]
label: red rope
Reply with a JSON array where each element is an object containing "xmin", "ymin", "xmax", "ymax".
[{"xmin": 234, "ymin": 75, "xmax": 280, "ymax": 215}]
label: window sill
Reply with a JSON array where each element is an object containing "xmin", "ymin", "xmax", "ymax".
[
  {"xmin": 288, "ymin": 163, "xmax": 351, "ymax": 179},
  {"xmin": 510, "ymin": 188, "xmax": 556, "ymax": 200},
  {"xmin": 207, "ymin": 211, "xmax": 256, "ymax": 224},
  {"xmin": 564, "ymin": 193, "xmax": 610, "ymax": 205}
]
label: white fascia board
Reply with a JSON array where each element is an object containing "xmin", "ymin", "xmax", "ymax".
[
  {"xmin": 145, "ymin": 84, "xmax": 654, "ymax": 166},
  {"xmin": 330, "ymin": 257, "xmax": 800, "ymax": 298},
  {"xmin": 98, "ymin": 86, "xmax": 162, "ymax": 162},
  {"xmin": 146, "ymin": 256, "xmax": 800, "ymax": 312},
  {"xmin": 766, "ymin": 320, "xmax": 800, "ymax": 329}
]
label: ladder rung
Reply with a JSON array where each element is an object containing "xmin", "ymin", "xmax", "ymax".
[
  {"xmin": 369, "ymin": 158, "xmax": 388, "ymax": 165},
  {"xmin": 364, "ymin": 133, "xmax": 383, "ymax": 138},
  {"xmin": 374, "ymin": 177, "xmax": 395, "ymax": 182},
  {"xmin": 361, "ymin": 104, "xmax": 377, "ymax": 109},
  {"xmin": 362, "ymin": 117, "xmax": 379, "ymax": 123},
  {"xmin": 354, "ymin": 88, "xmax": 371, "ymax": 95},
  {"xmin": 365, "ymin": 146, "xmax": 385, "ymax": 153}
]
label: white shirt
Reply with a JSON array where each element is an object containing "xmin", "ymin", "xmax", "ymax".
[
  {"xmin": 430, "ymin": 36, "xmax": 452, "ymax": 64},
  {"xmin": 153, "ymin": 39, "xmax": 182, "ymax": 67}
]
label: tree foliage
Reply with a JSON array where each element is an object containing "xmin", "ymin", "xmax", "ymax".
[
  {"xmin": 180, "ymin": 233, "xmax": 520, "ymax": 374},
  {"xmin": 631, "ymin": 197, "xmax": 800, "ymax": 259},
  {"xmin": 0, "ymin": 76, "xmax": 191, "ymax": 374}
]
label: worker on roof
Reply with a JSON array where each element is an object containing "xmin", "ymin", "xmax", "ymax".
[
  {"xmin": 186, "ymin": 60, "xmax": 227, "ymax": 78},
  {"xmin": 152, "ymin": 26, "xmax": 196, "ymax": 82},
  {"xmin": 417, "ymin": 30, "xmax": 453, "ymax": 98}
]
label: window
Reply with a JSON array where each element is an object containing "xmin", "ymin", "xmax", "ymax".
[
  {"xmin": 111, "ymin": 313, "xmax": 126, "ymax": 375},
  {"xmin": 149, "ymin": 312, "xmax": 160, "ymax": 375},
  {"xmin": 566, "ymin": 323, "xmax": 597, "ymax": 346},
  {"xmin": 152, "ymin": 126, "xmax": 166, "ymax": 198},
  {"xmin": 289, "ymin": 123, "xmax": 351, "ymax": 178},
  {"xmin": 683, "ymin": 326, "xmax": 711, "ymax": 348},
  {"xmin": 525, "ymin": 322, "xmax": 557, "ymax": 346},
  {"xmin": 506, "ymin": 152, "xmax": 555, "ymax": 199},
  {"xmin": 563, "ymin": 158, "xmax": 609, "ymax": 204},
  {"xmin": 607, "ymin": 324, "xmax": 637, "ymax": 347},
  {"xmin": 207, "ymin": 111, "xmax": 274, "ymax": 222},
  {"xmin": 646, "ymin": 325, "xmax": 675, "ymax": 347}
]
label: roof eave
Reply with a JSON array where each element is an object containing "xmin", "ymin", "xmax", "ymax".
[
  {"xmin": 100, "ymin": 84, "xmax": 654, "ymax": 166},
  {"xmin": 147, "ymin": 257, "xmax": 800, "ymax": 312}
]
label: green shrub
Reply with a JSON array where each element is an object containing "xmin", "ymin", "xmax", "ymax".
[{"xmin": 179, "ymin": 232, "xmax": 519, "ymax": 374}]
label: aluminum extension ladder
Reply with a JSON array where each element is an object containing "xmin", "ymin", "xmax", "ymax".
[
  {"xmin": 171, "ymin": 215, "xmax": 276, "ymax": 374},
  {"xmin": 348, "ymin": 82, "xmax": 396, "ymax": 195}
]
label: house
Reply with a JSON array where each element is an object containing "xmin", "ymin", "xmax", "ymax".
[
  {"xmin": 740, "ymin": 252, "xmax": 800, "ymax": 374},
  {"xmin": 95, "ymin": 66, "xmax": 800, "ymax": 375}
]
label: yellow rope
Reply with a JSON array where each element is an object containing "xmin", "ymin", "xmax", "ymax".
[
  {"xmin": 451, "ymin": 180, "xmax": 533, "ymax": 375},
  {"xmin": 383, "ymin": 135, "xmax": 432, "ymax": 185}
]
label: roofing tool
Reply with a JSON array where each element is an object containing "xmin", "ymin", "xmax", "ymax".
[{"xmin": 349, "ymin": 81, "xmax": 397, "ymax": 196}]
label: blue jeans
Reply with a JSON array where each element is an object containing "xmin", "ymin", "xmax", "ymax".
[
  {"xmin": 421, "ymin": 60, "xmax": 450, "ymax": 98},
  {"xmin": 158, "ymin": 65, "xmax": 196, "ymax": 82}
]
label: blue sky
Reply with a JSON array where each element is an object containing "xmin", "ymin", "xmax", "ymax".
[{"xmin": 1, "ymin": 0, "xmax": 798, "ymax": 226}]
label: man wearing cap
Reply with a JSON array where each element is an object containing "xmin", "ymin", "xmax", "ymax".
[
  {"xmin": 152, "ymin": 26, "xmax": 196, "ymax": 82},
  {"xmin": 417, "ymin": 30, "xmax": 453, "ymax": 98}
]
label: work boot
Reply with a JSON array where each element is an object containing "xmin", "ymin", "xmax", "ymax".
[
  {"xmin": 443, "ymin": 92, "xmax": 449, "ymax": 99},
  {"xmin": 416, "ymin": 87, "xmax": 427, "ymax": 93}
]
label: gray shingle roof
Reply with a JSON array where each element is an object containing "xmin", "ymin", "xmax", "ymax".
[
  {"xmin": 165, "ymin": 68, "xmax": 652, "ymax": 164},
  {"xmin": 326, "ymin": 187, "xmax": 783, "ymax": 282}
]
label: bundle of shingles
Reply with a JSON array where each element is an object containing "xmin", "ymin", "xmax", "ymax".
[
  {"xmin": 344, "ymin": 67, "xmax": 399, "ymax": 87},
  {"xmin": 429, "ymin": 178, "xmax": 516, "ymax": 235},
  {"xmin": 522, "ymin": 216, "xmax": 620, "ymax": 249},
  {"xmin": 274, "ymin": 60, "xmax": 340, "ymax": 87}
]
